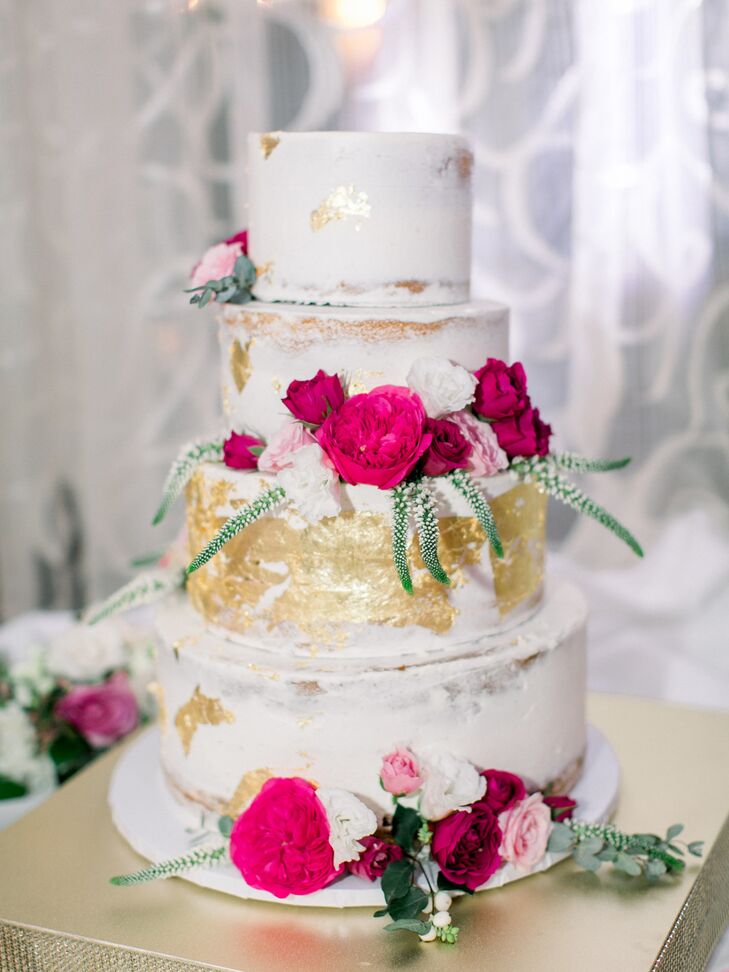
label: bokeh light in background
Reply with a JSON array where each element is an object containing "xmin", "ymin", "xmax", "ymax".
[{"xmin": 319, "ymin": 0, "xmax": 387, "ymax": 29}]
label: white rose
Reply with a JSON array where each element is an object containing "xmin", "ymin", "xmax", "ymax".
[
  {"xmin": 9, "ymin": 650, "xmax": 54, "ymax": 708},
  {"xmin": 418, "ymin": 749, "xmax": 486, "ymax": 821},
  {"xmin": 46, "ymin": 620, "xmax": 126, "ymax": 682},
  {"xmin": 277, "ymin": 444, "xmax": 341, "ymax": 523},
  {"xmin": 406, "ymin": 357, "xmax": 477, "ymax": 418},
  {"xmin": 316, "ymin": 787, "xmax": 377, "ymax": 868},
  {"xmin": 122, "ymin": 628, "xmax": 158, "ymax": 715},
  {"xmin": 0, "ymin": 702, "xmax": 45, "ymax": 787}
]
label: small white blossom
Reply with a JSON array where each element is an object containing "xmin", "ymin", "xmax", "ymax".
[
  {"xmin": 0, "ymin": 702, "xmax": 54, "ymax": 791},
  {"xmin": 122, "ymin": 628, "xmax": 158, "ymax": 716},
  {"xmin": 9, "ymin": 650, "xmax": 54, "ymax": 708},
  {"xmin": 418, "ymin": 749, "xmax": 486, "ymax": 821},
  {"xmin": 406, "ymin": 357, "xmax": 477, "ymax": 418},
  {"xmin": 316, "ymin": 786, "xmax": 377, "ymax": 868},
  {"xmin": 277, "ymin": 444, "xmax": 341, "ymax": 523},
  {"xmin": 46, "ymin": 621, "xmax": 126, "ymax": 682}
]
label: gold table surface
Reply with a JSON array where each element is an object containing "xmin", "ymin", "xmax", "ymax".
[{"xmin": 1, "ymin": 693, "xmax": 729, "ymax": 972}]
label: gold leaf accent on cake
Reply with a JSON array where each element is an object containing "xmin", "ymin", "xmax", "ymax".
[
  {"xmin": 394, "ymin": 279, "xmax": 427, "ymax": 294},
  {"xmin": 147, "ymin": 682, "xmax": 167, "ymax": 737},
  {"xmin": 256, "ymin": 260, "xmax": 274, "ymax": 280},
  {"xmin": 229, "ymin": 338, "xmax": 253, "ymax": 394},
  {"xmin": 310, "ymin": 185, "xmax": 371, "ymax": 232},
  {"xmin": 348, "ymin": 369, "xmax": 385, "ymax": 395},
  {"xmin": 259, "ymin": 133, "xmax": 280, "ymax": 159},
  {"xmin": 174, "ymin": 685, "xmax": 235, "ymax": 756},
  {"xmin": 224, "ymin": 768, "xmax": 273, "ymax": 816},
  {"xmin": 489, "ymin": 483, "xmax": 547, "ymax": 617}
]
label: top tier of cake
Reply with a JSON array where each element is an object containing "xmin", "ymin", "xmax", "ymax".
[{"xmin": 248, "ymin": 131, "xmax": 472, "ymax": 307}]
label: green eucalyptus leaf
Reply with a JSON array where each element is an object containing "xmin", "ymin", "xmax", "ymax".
[
  {"xmin": 373, "ymin": 908, "xmax": 389, "ymax": 918},
  {"xmin": 615, "ymin": 852, "xmax": 642, "ymax": 877},
  {"xmin": 597, "ymin": 846, "xmax": 618, "ymax": 862},
  {"xmin": 198, "ymin": 290, "xmax": 213, "ymax": 308},
  {"xmin": 547, "ymin": 822, "xmax": 576, "ymax": 853},
  {"xmin": 218, "ymin": 815, "xmax": 234, "ymax": 838},
  {"xmin": 381, "ymin": 858, "xmax": 414, "ymax": 903},
  {"xmin": 384, "ymin": 919, "xmax": 431, "ymax": 935},
  {"xmin": 645, "ymin": 859, "xmax": 667, "ymax": 879},
  {"xmin": 578, "ymin": 837, "xmax": 604, "ymax": 855},
  {"xmin": 666, "ymin": 824, "xmax": 684, "ymax": 841},
  {"xmin": 217, "ymin": 286, "xmax": 239, "ymax": 303},
  {"xmin": 573, "ymin": 849, "xmax": 601, "ymax": 873},
  {"xmin": 392, "ymin": 805, "xmax": 422, "ymax": 853},
  {"xmin": 688, "ymin": 841, "xmax": 704, "ymax": 857},
  {"xmin": 387, "ymin": 886, "xmax": 428, "ymax": 921}
]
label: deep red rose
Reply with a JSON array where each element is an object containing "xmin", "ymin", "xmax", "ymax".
[
  {"xmin": 492, "ymin": 407, "xmax": 552, "ymax": 458},
  {"xmin": 346, "ymin": 835, "xmax": 403, "ymax": 882},
  {"xmin": 283, "ymin": 370, "xmax": 346, "ymax": 427},
  {"xmin": 421, "ymin": 418, "xmax": 473, "ymax": 477},
  {"xmin": 224, "ymin": 229, "xmax": 248, "ymax": 251},
  {"xmin": 223, "ymin": 431, "xmax": 265, "ymax": 470},
  {"xmin": 317, "ymin": 386, "xmax": 432, "ymax": 490},
  {"xmin": 544, "ymin": 794, "xmax": 577, "ymax": 822},
  {"xmin": 480, "ymin": 769, "xmax": 527, "ymax": 814},
  {"xmin": 431, "ymin": 802, "xmax": 503, "ymax": 891},
  {"xmin": 473, "ymin": 359, "xmax": 529, "ymax": 420}
]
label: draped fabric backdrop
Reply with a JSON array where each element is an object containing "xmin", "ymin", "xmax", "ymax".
[{"xmin": 1, "ymin": 0, "xmax": 728, "ymax": 618}]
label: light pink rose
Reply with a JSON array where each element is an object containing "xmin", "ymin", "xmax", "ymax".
[
  {"xmin": 54, "ymin": 672, "xmax": 139, "ymax": 749},
  {"xmin": 498, "ymin": 793, "xmax": 551, "ymax": 872},
  {"xmin": 380, "ymin": 746, "xmax": 422, "ymax": 796},
  {"xmin": 190, "ymin": 241, "xmax": 244, "ymax": 290},
  {"xmin": 448, "ymin": 410, "xmax": 508, "ymax": 478},
  {"xmin": 257, "ymin": 422, "xmax": 316, "ymax": 474}
]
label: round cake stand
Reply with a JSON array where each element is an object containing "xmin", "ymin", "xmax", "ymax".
[{"xmin": 109, "ymin": 725, "xmax": 619, "ymax": 909}]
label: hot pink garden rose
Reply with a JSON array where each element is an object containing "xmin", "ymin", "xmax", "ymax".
[
  {"xmin": 492, "ymin": 407, "xmax": 552, "ymax": 458},
  {"xmin": 380, "ymin": 746, "xmax": 422, "ymax": 796},
  {"xmin": 283, "ymin": 370, "xmax": 346, "ymax": 426},
  {"xmin": 473, "ymin": 359, "xmax": 529, "ymax": 420},
  {"xmin": 223, "ymin": 431, "xmax": 265, "ymax": 470},
  {"xmin": 346, "ymin": 835, "xmax": 403, "ymax": 881},
  {"xmin": 257, "ymin": 422, "xmax": 316, "ymax": 473},
  {"xmin": 229, "ymin": 777, "xmax": 342, "ymax": 898},
  {"xmin": 431, "ymin": 801, "xmax": 503, "ymax": 891},
  {"xmin": 190, "ymin": 240, "xmax": 245, "ymax": 291},
  {"xmin": 498, "ymin": 793, "xmax": 552, "ymax": 872},
  {"xmin": 317, "ymin": 386, "xmax": 432, "ymax": 489},
  {"xmin": 421, "ymin": 418, "xmax": 472, "ymax": 477},
  {"xmin": 54, "ymin": 672, "xmax": 138, "ymax": 749},
  {"xmin": 447, "ymin": 410, "xmax": 508, "ymax": 478},
  {"xmin": 480, "ymin": 769, "xmax": 527, "ymax": 814}
]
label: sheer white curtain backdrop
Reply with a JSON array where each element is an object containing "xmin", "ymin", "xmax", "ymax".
[{"xmin": 1, "ymin": 0, "xmax": 728, "ymax": 621}]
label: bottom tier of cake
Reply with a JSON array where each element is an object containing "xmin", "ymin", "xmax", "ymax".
[{"xmin": 154, "ymin": 581, "xmax": 587, "ymax": 822}]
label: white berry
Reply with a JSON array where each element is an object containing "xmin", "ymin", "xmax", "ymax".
[
  {"xmin": 434, "ymin": 891, "xmax": 452, "ymax": 912},
  {"xmin": 419, "ymin": 926, "xmax": 437, "ymax": 942},
  {"xmin": 432, "ymin": 910, "xmax": 452, "ymax": 928}
]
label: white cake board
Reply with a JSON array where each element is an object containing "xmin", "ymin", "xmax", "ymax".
[{"xmin": 109, "ymin": 725, "xmax": 619, "ymax": 909}]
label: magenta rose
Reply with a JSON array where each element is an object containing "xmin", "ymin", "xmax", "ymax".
[
  {"xmin": 473, "ymin": 359, "xmax": 529, "ymax": 420},
  {"xmin": 229, "ymin": 777, "xmax": 342, "ymax": 898},
  {"xmin": 54, "ymin": 672, "xmax": 138, "ymax": 749},
  {"xmin": 498, "ymin": 793, "xmax": 551, "ymax": 872},
  {"xmin": 480, "ymin": 769, "xmax": 527, "ymax": 814},
  {"xmin": 224, "ymin": 229, "xmax": 248, "ymax": 251},
  {"xmin": 283, "ymin": 371, "xmax": 346, "ymax": 427},
  {"xmin": 492, "ymin": 407, "xmax": 552, "ymax": 458},
  {"xmin": 380, "ymin": 746, "xmax": 422, "ymax": 796},
  {"xmin": 346, "ymin": 835, "xmax": 403, "ymax": 881},
  {"xmin": 317, "ymin": 386, "xmax": 432, "ymax": 490},
  {"xmin": 431, "ymin": 802, "xmax": 503, "ymax": 891},
  {"xmin": 421, "ymin": 418, "xmax": 473, "ymax": 477},
  {"xmin": 544, "ymin": 794, "xmax": 577, "ymax": 822},
  {"xmin": 223, "ymin": 431, "xmax": 265, "ymax": 470}
]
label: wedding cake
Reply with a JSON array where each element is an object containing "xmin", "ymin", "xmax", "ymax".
[{"xmin": 153, "ymin": 132, "xmax": 590, "ymax": 821}]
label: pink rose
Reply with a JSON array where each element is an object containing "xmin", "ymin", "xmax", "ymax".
[
  {"xmin": 257, "ymin": 422, "xmax": 316, "ymax": 473},
  {"xmin": 544, "ymin": 794, "xmax": 577, "ymax": 822},
  {"xmin": 473, "ymin": 359, "xmax": 529, "ymax": 420},
  {"xmin": 380, "ymin": 746, "xmax": 422, "ymax": 796},
  {"xmin": 224, "ymin": 229, "xmax": 248, "ymax": 250},
  {"xmin": 283, "ymin": 371, "xmax": 346, "ymax": 427},
  {"xmin": 190, "ymin": 241, "xmax": 245, "ymax": 291},
  {"xmin": 421, "ymin": 418, "xmax": 472, "ymax": 477},
  {"xmin": 498, "ymin": 793, "xmax": 552, "ymax": 872},
  {"xmin": 446, "ymin": 411, "xmax": 508, "ymax": 478},
  {"xmin": 431, "ymin": 802, "xmax": 503, "ymax": 891},
  {"xmin": 492, "ymin": 407, "xmax": 552, "ymax": 458},
  {"xmin": 346, "ymin": 835, "xmax": 403, "ymax": 881},
  {"xmin": 317, "ymin": 386, "xmax": 432, "ymax": 490},
  {"xmin": 229, "ymin": 777, "xmax": 342, "ymax": 898},
  {"xmin": 480, "ymin": 769, "xmax": 526, "ymax": 813},
  {"xmin": 54, "ymin": 672, "xmax": 138, "ymax": 749},
  {"xmin": 223, "ymin": 431, "xmax": 265, "ymax": 470}
]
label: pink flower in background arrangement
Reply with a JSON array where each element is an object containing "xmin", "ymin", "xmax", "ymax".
[
  {"xmin": 447, "ymin": 410, "xmax": 508, "ymax": 478},
  {"xmin": 480, "ymin": 769, "xmax": 527, "ymax": 814},
  {"xmin": 346, "ymin": 835, "xmax": 403, "ymax": 881},
  {"xmin": 223, "ymin": 432, "xmax": 265, "ymax": 470},
  {"xmin": 492, "ymin": 407, "xmax": 552, "ymax": 459},
  {"xmin": 229, "ymin": 777, "xmax": 342, "ymax": 898},
  {"xmin": 431, "ymin": 800, "xmax": 503, "ymax": 891},
  {"xmin": 498, "ymin": 793, "xmax": 552, "ymax": 872},
  {"xmin": 283, "ymin": 370, "xmax": 346, "ymax": 426},
  {"xmin": 473, "ymin": 359, "xmax": 529, "ymax": 421},
  {"xmin": 257, "ymin": 422, "xmax": 316, "ymax": 473},
  {"xmin": 380, "ymin": 746, "xmax": 422, "ymax": 796},
  {"xmin": 190, "ymin": 240, "xmax": 246, "ymax": 291},
  {"xmin": 421, "ymin": 418, "xmax": 473, "ymax": 476},
  {"xmin": 317, "ymin": 386, "xmax": 432, "ymax": 489},
  {"xmin": 55, "ymin": 672, "xmax": 138, "ymax": 749}
]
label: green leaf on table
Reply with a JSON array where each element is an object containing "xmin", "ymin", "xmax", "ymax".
[
  {"xmin": 387, "ymin": 886, "xmax": 428, "ymax": 921},
  {"xmin": 373, "ymin": 908, "xmax": 389, "ymax": 918},
  {"xmin": 614, "ymin": 852, "xmax": 642, "ymax": 877},
  {"xmin": 49, "ymin": 731, "xmax": 92, "ymax": 778},
  {"xmin": 688, "ymin": 841, "xmax": 704, "ymax": 857},
  {"xmin": 578, "ymin": 836, "xmax": 604, "ymax": 855},
  {"xmin": 392, "ymin": 804, "xmax": 422, "ymax": 853},
  {"xmin": 645, "ymin": 859, "xmax": 667, "ymax": 879},
  {"xmin": 574, "ymin": 848, "xmax": 602, "ymax": 872},
  {"xmin": 548, "ymin": 822, "xmax": 576, "ymax": 853},
  {"xmin": 384, "ymin": 919, "xmax": 431, "ymax": 935},
  {"xmin": 597, "ymin": 845, "xmax": 618, "ymax": 863},
  {"xmin": 381, "ymin": 858, "xmax": 415, "ymax": 903},
  {"xmin": 666, "ymin": 824, "xmax": 684, "ymax": 841}
]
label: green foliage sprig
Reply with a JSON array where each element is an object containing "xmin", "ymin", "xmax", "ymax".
[
  {"xmin": 411, "ymin": 480, "xmax": 450, "ymax": 586},
  {"xmin": 446, "ymin": 468, "xmax": 504, "ymax": 558},
  {"xmin": 110, "ymin": 843, "xmax": 227, "ymax": 886},
  {"xmin": 186, "ymin": 254, "xmax": 256, "ymax": 307},
  {"xmin": 84, "ymin": 569, "xmax": 186, "ymax": 625},
  {"xmin": 391, "ymin": 484, "xmax": 413, "ymax": 594},
  {"xmin": 153, "ymin": 436, "xmax": 225, "ymax": 525}
]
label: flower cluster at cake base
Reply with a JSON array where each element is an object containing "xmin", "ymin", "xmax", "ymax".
[{"xmin": 110, "ymin": 746, "xmax": 703, "ymax": 945}]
